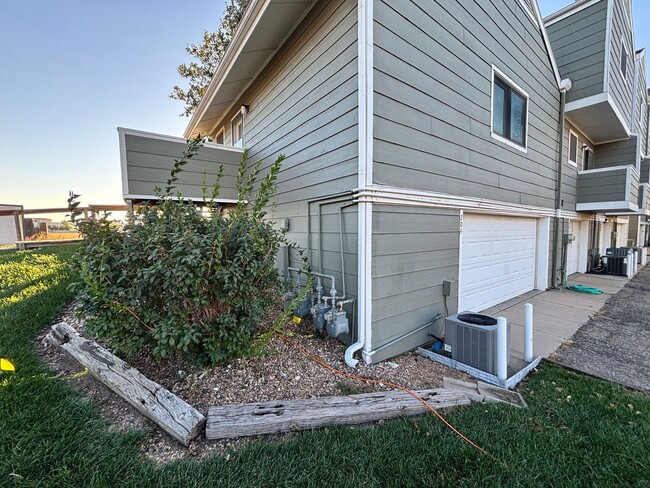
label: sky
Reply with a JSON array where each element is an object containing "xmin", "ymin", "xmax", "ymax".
[{"xmin": 1, "ymin": 0, "xmax": 649, "ymax": 210}]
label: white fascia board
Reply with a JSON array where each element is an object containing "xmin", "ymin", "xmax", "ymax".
[
  {"xmin": 576, "ymin": 201, "xmax": 638, "ymax": 212},
  {"xmin": 543, "ymin": 0, "xmax": 602, "ymax": 26},
  {"xmin": 517, "ymin": 0, "xmax": 538, "ymax": 27},
  {"xmin": 118, "ymin": 127, "xmax": 245, "ymax": 153},
  {"xmin": 118, "ymin": 127, "xmax": 130, "ymax": 198},
  {"xmin": 354, "ymin": 185, "xmax": 557, "ymax": 218},
  {"xmin": 577, "ymin": 166, "xmax": 627, "ymax": 175},
  {"xmin": 564, "ymin": 93, "xmax": 608, "ymax": 113},
  {"xmin": 559, "ymin": 210, "xmax": 594, "ymax": 221},
  {"xmin": 123, "ymin": 194, "xmax": 238, "ymax": 204},
  {"xmin": 530, "ymin": 0, "xmax": 562, "ymax": 88},
  {"xmin": 184, "ymin": 0, "xmax": 270, "ymax": 139}
]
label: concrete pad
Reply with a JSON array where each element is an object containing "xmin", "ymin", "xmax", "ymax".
[{"xmin": 551, "ymin": 267, "xmax": 650, "ymax": 392}]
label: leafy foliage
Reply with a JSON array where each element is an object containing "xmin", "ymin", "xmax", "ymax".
[
  {"xmin": 170, "ymin": 0, "xmax": 250, "ymax": 117},
  {"xmin": 69, "ymin": 139, "xmax": 297, "ymax": 366}
]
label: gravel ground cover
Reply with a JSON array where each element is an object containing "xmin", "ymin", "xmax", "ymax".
[{"xmin": 39, "ymin": 302, "xmax": 468, "ymax": 464}]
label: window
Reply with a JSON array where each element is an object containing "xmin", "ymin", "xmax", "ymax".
[
  {"xmin": 231, "ymin": 114, "xmax": 243, "ymax": 148},
  {"xmin": 491, "ymin": 68, "xmax": 528, "ymax": 150},
  {"xmin": 568, "ymin": 131, "xmax": 578, "ymax": 166},
  {"xmin": 582, "ymin": 146, "xmax": 593, "ymax": 171},
  {"xmin": 215, "ymin": 129, "xmax": 224, "ymax": 145},
  {"xmin": 620, "ymin": 38, "xmax": 628, "ymax": 79}
]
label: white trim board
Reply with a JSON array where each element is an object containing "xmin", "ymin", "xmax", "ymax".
[
  {"xmin": 123, "ymin": 194, "xmax": 239, "ymax": 204},
  {"xmin": 354, "ymin": 185, "xmax": 557, "ymax": 218},
  {"xmin": 543, "ymin": 0, "xmax": 602, "ymax": 27},
  {"xmin": 576, "ymin": 201, "xmax": 638, "ymax": 212},
  {"xmin": 117, "ymin": 127, "xmax": 245, "ymax": 153}
]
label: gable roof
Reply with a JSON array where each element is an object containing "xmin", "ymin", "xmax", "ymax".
[
  {"xmin": 184, "ymin": 0, "xmax": 317, "ymax": 139},
  {"xmin": 185, "ymin": 0, "xmax": 565, "ymax": 139}
]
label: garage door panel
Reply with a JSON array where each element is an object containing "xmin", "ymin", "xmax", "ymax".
[{"xmin": 460, "ymin": 215, "xmax": 537, "ymax": 312}]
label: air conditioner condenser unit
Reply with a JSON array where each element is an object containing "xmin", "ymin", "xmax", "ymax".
[{"xmin": 444, "ymin": 312, "xmax": 510, "ymax": 375}]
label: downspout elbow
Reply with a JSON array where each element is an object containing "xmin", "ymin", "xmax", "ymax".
[{"xmin": 559, "ymin": 78, "xmax": 572, "ymax": 93}]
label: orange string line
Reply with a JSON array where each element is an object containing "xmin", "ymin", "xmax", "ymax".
[{"xmin": 275, "ymin": 331, "xmax": 503, "ymax": 465}]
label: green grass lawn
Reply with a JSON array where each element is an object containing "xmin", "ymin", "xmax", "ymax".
[{"xmin": 1, "ymin": 247, "xmax": 649, "ymax": 487}]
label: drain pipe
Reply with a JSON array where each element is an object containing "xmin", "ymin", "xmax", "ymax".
[{"xmin": 551, "ymin": 79, "xmax": 572, "ymax": 289}]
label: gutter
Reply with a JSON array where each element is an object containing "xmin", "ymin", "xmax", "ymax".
[{"xmin": 551, "ymin": 79, "xmax": 573, "ymax": 289}]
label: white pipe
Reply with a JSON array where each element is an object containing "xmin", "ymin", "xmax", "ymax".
[
  {"xmin": 524, "ymin": 304, "xmax": 534, "ymax": 363},
  {"xmin": 496, "ymin": 317, "xmax": 508, "ymax": 381},
  {"xmin": 346, "ymin": 0, "xmax": 373, "ymax": 368}
]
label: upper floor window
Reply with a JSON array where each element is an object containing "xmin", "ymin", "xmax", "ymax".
[
  {"xmin": 620, "ymin": 38, "xmax": 628, "ymax": 80},
  {"xmin": 232, "ymin": 114, "xmax": 243, "ymax": 148},
  {"xmin": 215, "ymin": 128, "xmax": 224, "ymax": 145},
  {"xmin": 582, "ymin": 146, "xmax": 594, "ymax": 171},
  {"xmin": 491, "ymin": 67, "xmax": 528, "ymax": 151},
  {"xmin": 568, "ymin": 131, "xmax": 578, "ymax": 166}
]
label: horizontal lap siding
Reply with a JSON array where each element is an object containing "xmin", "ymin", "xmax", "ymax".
[
  {"xmin": 577, "ymin": 169, "xmax": 628, "ymax": 202},
  {"xmin": 371, "ymin": 206, "xmax": 460, "ymax": 362},
  {"xmin": 608, "ymin": 0, "xmax": 634, "ymax": 129},
  {"xmin": 634, "ymin": 57, "xmax": 648, "ymax": 151},
  {"xmin": 562, "ymin": 122, "xmax": 595, "ymax": 212},
  {"xmin": 594, "ymin": 136, "xmax": 638, "ymax": 168},
  {"xmin": 546, "ymin": 1, "xmax": 607, "ymax": 103},
  {"xmin": 222, "ymin": 0, "xmax": 359, "ymax": 339},
  {"xmin": 373, "ymin": 0, "xmax": 560, "ymax": 209},
  {"xmin": 641, "ymin": 158, "xmax": 650, "ymax": 183},
  {"xmin": 124, "ymin": 134, "xmax": 242, "ymax": 200}
]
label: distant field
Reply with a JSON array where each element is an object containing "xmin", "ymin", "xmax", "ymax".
[{"xmin": 30, "ymin": 231, "xmax": 81, "ymax": 241}]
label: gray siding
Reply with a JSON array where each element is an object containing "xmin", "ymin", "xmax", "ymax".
[
  {"xmin": 546, "ymin": 1, "xmax": 607, "ymax": 104},
  {"xmin": 576, "ymin": 167, "xmax": 628, "ymax": 204},
  {"xmin": 628, "ymin": 215, "xmax": 640, "ymax": 246},
  {"xmin": 123, "ymin": 133, "xmax": 243, "ymax": 200},
  {"xmin": 641, "ymin": 157, "xmax": 650, "ymax": 184},
  {"xmin": 633, "ymin": 54, "xmax": 648, "ymax": 153},
  {"xmin": 561, "ymin": 122, "xmax": 596, "ymax": 212},
  {"xmin": 594, "ymin": 136, "xmax": 638, "ymax": 169},
  {"xmin": 372, "ymin": 0, "xmax": 561, "ymax": 209},
  {"xmin": 607, "ymin": 0, "xmax": 634, "ymax": 131},
  {"xmin": 371, "ymin": 206, "xmax": 460, "ymax": 363},
  {"xmin": 222, "ymin": 0, "xmax": 360, "ymax": 337}
]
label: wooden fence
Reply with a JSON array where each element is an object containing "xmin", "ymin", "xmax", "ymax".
[{"xmin": 0, "ymin": 205, "xmax": 127, "ymax": 248}]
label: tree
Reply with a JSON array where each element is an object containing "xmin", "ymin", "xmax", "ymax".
[{"xmin": 170, "ymin": 0, "xmax": 250, "ymax": 117}]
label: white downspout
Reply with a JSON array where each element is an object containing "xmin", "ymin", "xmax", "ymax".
[{"xmin": 345, "ymin": 0, "xmax": 373, "ymax": 367}]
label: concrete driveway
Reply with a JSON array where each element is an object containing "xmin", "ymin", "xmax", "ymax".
[{"xmin": 549, "ymin": 266, "xmax": 650, "ymax": 392}]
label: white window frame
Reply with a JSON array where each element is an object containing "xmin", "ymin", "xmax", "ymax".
[
  {"xmin": 620, "ymin": 36, "xmax": 628, "ymax": 80},
  {"xmin": 490, "ymin": 65, "xmax": 529, "ymax": 153},
  {"xmin": 568, "ymin": 130, "xmax": 579, "ymax": 167},
  {"xmin": 231, "ymin": 113, "xmax": 244, "ymax": 148}
]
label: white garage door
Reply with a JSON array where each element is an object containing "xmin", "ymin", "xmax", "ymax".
[
  {"xmin": 460, "ymin": 214, "xmax": 537, "ymax": 312},
  {"xmin": 566, "ymin": 221, "xmax": 579, "ymax": 275}
]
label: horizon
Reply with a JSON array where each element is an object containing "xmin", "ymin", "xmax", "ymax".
[{"xmin": 1, "ymin": 0, "xmax": 649, "ymax": 211}]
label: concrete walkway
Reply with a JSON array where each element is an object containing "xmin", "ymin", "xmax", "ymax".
[
  {"xmin": 551, "ymin": 266, "xmax": 650, "ymax": 392},
  {"xmin": 480, "ymin": 272, "xmax": 630, "ymax": 361}
]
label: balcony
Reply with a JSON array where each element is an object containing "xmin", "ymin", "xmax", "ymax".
[
  {"xmin": 565, "ymin": 97, "xmax": 630, "ymax": 144},
  {"xmin": 576, "ymin": 166, "xmax": 639, "ymax": 213}
]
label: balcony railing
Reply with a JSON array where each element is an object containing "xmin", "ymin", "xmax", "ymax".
[{"xmin": 576, "ymin": 166, "xmax": 639, "ymax": 213}]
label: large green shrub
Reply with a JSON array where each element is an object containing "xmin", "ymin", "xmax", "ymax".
[{"xmin": 69, "ymin": 138, "xmax": 297, "ymax": 366}]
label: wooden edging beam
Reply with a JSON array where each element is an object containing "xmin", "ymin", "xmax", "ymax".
[
  {"xmin": 206, "ymin": 388, "xmax": 471, "ymax": 441},
  {"xmin": 47, "ymin": 322, "xmax": 205, "ymax": 446}
]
